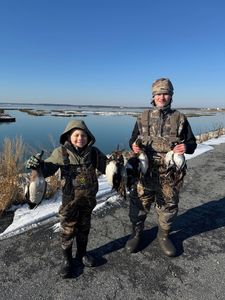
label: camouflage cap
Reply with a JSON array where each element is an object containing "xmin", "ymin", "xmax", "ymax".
[{"xmin": 152, "ymin": 78, "xmax": 174, "ymax": 97}]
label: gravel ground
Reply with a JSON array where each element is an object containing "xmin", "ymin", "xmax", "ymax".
[{"xmin": 1, "ymin": 143, "xmax": 225, "ymax": 300}]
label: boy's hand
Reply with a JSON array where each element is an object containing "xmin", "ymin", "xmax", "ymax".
[{"xmin": 26, "ymin": 151, "xmax": 44, "ymax": 169}]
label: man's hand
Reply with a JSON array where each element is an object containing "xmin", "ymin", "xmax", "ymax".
[{"xmin": 173, "ymin": 143, "xmax": 186, "ymax": 154}]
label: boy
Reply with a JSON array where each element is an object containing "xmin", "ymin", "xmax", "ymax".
[{"xmin": 27, "ymin": 120, "xmax": 107, "ymax": 278}]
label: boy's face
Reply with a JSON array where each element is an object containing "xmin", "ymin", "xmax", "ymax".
[
  {"xmin": 70, "ymin": 129, "xmax": 88, "ymax": 148},
  {"xmin": 154, "ymin": 93, "xmax": 171, "ymax": 108}
]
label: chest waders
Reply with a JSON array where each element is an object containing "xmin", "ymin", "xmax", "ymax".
[
  {"xmin": 59, "ymin": 146, "xmax": 98, "ymax": 278},
  {"xmin": 137, "ymin": 109, "xmax": 183, "ymax": 154},
  {"xmin": 126, "ymin": 109, "xmax": 185, "ymax": 256}
]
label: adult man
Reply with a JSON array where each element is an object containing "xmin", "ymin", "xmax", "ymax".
[{"xmin": 126, "ymin": 78, "xmax": 197, "ymax": 257}]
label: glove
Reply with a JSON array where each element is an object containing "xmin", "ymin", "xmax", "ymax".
[{"xmin": 26, "ymin": 151, "xmax": 44, "ymax": 169}]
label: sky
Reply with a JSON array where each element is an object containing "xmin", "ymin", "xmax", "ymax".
[
  {"xmin": 1, "ymin": 134, "xmax": 225, "ymax": 241},
  {"xmin": 0, "ymin": 0, "xmax": 225, "ymax": 108}
]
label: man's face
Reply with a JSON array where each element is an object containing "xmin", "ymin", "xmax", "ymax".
[
  {"xmin": 70, "ymin": 129, "xmax": 88, "ymax": 148},
  {"xmin": 153, "ymin": 93, "xmax": 172, "ymax": 108}
]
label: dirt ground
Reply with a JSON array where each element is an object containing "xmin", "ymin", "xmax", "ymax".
[{"xmin": 1, "ymin": 143, "xmax": 225, "ymax": 300}]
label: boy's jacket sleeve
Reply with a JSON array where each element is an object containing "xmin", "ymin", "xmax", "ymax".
[
  {"xmin": 41, "ymin": 146, "xmax": 107, "ymax": 177},
  {"xmin": 94, "ymin": 147, "xmax": 107, "ymax": 174},
  {"xmin": 41, "ymin": 148, "xmax": 61, "ymax": 178}
]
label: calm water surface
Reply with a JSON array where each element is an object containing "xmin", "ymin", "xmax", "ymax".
[
  {"xmin": 0, "ymin": 110, "xmax": 135, "ymax": 155},
  {"xmin": 1, "ymin": 108, "xmax": 225, "ymax": 156}
]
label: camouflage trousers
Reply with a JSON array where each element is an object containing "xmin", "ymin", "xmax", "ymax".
[
  {"xmin": 129, "ymin": 167, "xmax": 185, "ymax": 231},
  {"xmin": 58, "ymin": 194, "xmax": 96, "ymax": 250}
]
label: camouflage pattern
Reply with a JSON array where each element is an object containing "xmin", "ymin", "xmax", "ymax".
[
  {"xmin": 41, "ymin": 120, "xmax": 107, "ymax": 250},
  {"xmin": 152, "ymin": 78, "xmax": 174, "ymax": 97},
  {"xmin": 129, "ymin": 159, "xmax": 185, "ymax": 230},
  {"xmin": 137, "ymin": 108, "xmax": 187, "ymax": 153},
  {"xmin": 59, "ymin": 155, "xmax": 99, "ymax": 249},
  {"xmin": 59, "ymin": 194, "xmax": 96, "ymax": 249},
  {"xmin": 129, "ymin": 107, "xmax": 186, "ymax": 231}
]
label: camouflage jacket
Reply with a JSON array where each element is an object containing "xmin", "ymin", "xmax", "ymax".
[
  {"xmin": 129, "ymin": 107, "xmax": 197, "ymax": 155},
  {"xmin": 41, "ymin": 142, "xmax": 107, "ymax": 199},
  {"xmin": 40, "ymin": 119, "xmax": 107, "ymax": 200}
]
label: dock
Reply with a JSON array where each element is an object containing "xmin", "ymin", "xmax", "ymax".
[{"xmin": 0, "ymin": 109, "xmax": 16, "ymax": 122}]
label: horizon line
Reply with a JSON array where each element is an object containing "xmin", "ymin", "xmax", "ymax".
[{"xmin": 1, "ymin": 102, "xmax": 224, "ymax": 110}]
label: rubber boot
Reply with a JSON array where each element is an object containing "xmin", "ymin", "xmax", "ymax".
[
  {"xmin": 76, "ymin": 233, "xmax": 96, "ymax": 267},
  {"xmin": 157, "ymin": 227, "xmax": 176, "ymax": 257},
  {"xmin": 125, "ymin": 222, "xmax": 144, "ymax": 253},
  {"xmin": 60, "ymin": 245, "xmax": 73, "ymax": 278}
]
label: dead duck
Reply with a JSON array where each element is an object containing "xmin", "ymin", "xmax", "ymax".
[
  {"xmin": 165, "ymin": 150, "xmax": 186, "ymax": 172},
  {"xmin": 24, "ymin": 151, "xmax": 47, "ymax": 209},
  {"xmin": 125, "ymin": 151, "xmax": 149, "ymax": 192},
  {"xmin": 106, "ymin": 150, "xmax": 149, "ymax": 197},
  {"xmin": 105, "ymin": 150, "xmax": 126, "ymax": 197}
]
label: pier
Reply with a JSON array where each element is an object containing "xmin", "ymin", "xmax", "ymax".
[{"xmin": 0, "ymin": 109, "xmax": 16, "ymax": 122}]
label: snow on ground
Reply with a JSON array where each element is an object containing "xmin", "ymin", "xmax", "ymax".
[{"xmin": 1, "ymin": 135, "xmax": 225, "ymax": 240}]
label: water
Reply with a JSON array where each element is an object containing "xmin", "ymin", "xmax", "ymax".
[
  {"xmin": 1, "ymin": 106, "xmax": 225, "ymax": 157},
  {"xmin": 0, "ymin": 110, "xmax": 136, "ymax": 155},
  {"xmin": 187, "ymin": 113, "xmax": 225, "ymax": 135}
]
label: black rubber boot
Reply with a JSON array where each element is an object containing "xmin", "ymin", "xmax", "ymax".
[
  {"xmin": 76, "ymin": 233, "xmax": 96, "ymax": 267},
  {"xmin": 60, "ymin": 245, "xmax": 73, "ymax": 278},
  {"xmin": 157, "ymin": 227, "xmax": 176, "ymax": 257},
  {"xmin": 125, "ymin": 222, "xmax": 144, "ymax": 253}
]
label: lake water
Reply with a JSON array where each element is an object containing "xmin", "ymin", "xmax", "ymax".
[
  {"xmin": 1, "ymin": 106, "xmax": 225, "ymax": 157},
  {"xmin": 0, "ymin": 110, "xmax": 135, "ymax": 155}
]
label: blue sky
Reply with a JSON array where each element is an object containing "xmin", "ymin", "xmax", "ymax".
[{"xmin": 0, "ymin": 0, "xmax": 225, "ymax": 108}]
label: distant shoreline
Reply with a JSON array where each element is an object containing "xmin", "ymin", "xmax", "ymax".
[
  {"xmin": 0, "ymin": 102, "xmax": 225, "ymax": 111},
  {"xmin": 1, "ymin": 107, "xmax": 218, "ymax": 118},
  {"xmin": 1, "ymin": 104, "xmax": 225, "ymax": 118}
]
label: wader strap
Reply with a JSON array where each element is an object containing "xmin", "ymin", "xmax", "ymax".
[
  {"xmin": 61, "ymin": 146, "xmax": 71, "ymax": 178},
  {"xmin": 169, "ymin": 110, "xmax": 180, "ymax": 137},
  {"xmin": 141, "ymin": 110, "xmax": 150, "ymax": 135},
  {"xmin": 61, "ymin": 145, "xmax": 70, "ymax": 165},
  {"xmin": 137, "ymin": 109, "xmax": 151, "ymax": 144}
]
